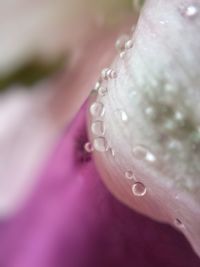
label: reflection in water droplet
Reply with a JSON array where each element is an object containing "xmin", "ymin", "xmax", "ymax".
[
  {"xmin": 181, "ymin": 4, "xmax": 198, "ymax": 18},
  {"xmin": 117, "ymin": 109, "xmax": 128, "ymax": 122},
  {"xmin": 132, "ymin": 182, "xmax": 147, "ymax": 196},
  {"xmin": 125, "ymin": 170, "xmax": 134, "ymax": 180},
  {"xmin": 93, "ymin": 137, "xmax": 108, "ymax": 152},
  {"xmin": 90, "ymin": 102, "xmax": 105, "ymax": 117},
  {"xmin": 84, "ymin": 142, "xmax": 93, "ymax": 153},
  {"xmin": 91, "ymin": 121, "xmax": 105, "ymax": 136},
  {"xmin": 132, "ymin": 145, "xmax": 156, "ymax": 163},
  {"xmin": 98, "ymin": 86, "xmax": 108, "ymax": 96}
]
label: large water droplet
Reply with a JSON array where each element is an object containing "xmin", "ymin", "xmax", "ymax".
[
  {"xmin": 84, "ymin": 142, "xmax": 93, "ymax": 153},
  {"xmin": 181, "ymin": 4, "xmax": 198, "ymax": 18},
  {"xmin": 125, "ymin": 170, "xmax": 135, "ymax": 180},
  {"xmin": 132, "ymin": 182, "xmax": 147, "ymax": 197},
  {"xmin": 93, "ymin": 137, "xmax": 108, "ymax": 152},
  {"xmin": 91, "ymin": 121, "xmax": 105, "ymax": 136},
  {"xmin": 90, "ymin": 102, "xmax": 105, "ymax": 117},
  {"xmin": 132, "ymin": 145, "xmax": 156, "ymax": 163}
]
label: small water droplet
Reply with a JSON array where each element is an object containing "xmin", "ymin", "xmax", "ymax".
[
  {"xmin": 91, "ymin": 121, "xmax": 105, "ymax": 136},
  {"xmin": 174, "ymin": 218, "xmax": 184, "ymax": 228},
  {"xmin": 94, "ymin": 81, "xmax": 101, "ymax": 91},
  {"xmin": 125, "ymin": 170, "xmax": 135, "ymax": 180},
  {"xmin": 132, "ymin": 145, "xmax": 156, "ymax": 163},
  {"xmin": 115, "ymin": 34, "xmax": 129, "ymax": 52},
  {"xmin": 181, "ymin": 4, "xmax": 198, "ymax": 18},
  {"xmin": 120, "ymin": 51, "xmax": 126, "ymax": 58},
  {"xmin": 125, "ymin": 40, "xmax": 133, "ymax": 50},
  {"xmin": 84, "ymin": 142, "xmax": 93, "ymax": 153},
  {"xmin": 90, "ymin": 102, "xmax": 105, "ymax": 117},
  {"xmin": 93, "ymin": 137, "xmax": 108, "ymax": 152},
  {"xmin": 108, "ymin": 147, "xmax": 115, "ymax": 157},
  {"xmin": 98, "ymin": 86, "xmax": 107, "ymax": 96},
  {"xmin": 132, "ymin": 182, "xmax": 147, "ymax": 197},
  {"xmin": 101, "ymin": 68, "xmax": 117, "ymax": 80}
]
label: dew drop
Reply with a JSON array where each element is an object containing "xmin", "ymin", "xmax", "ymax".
[
  {"xmin": 84, "ymin": 142, "xmax": 93, "ymax": 153},
  {"xmin": 120, "ymin": 51, "xmax": 126, "ymax": 58},
  {"xmin": 132, "ymin": 182, "xmax": 147, "ymax": 197},
  {"xmin": 125, "ymin": 40, "xmax": 133, "ymax": 50},
  {"xmin": 90, "ymin": 102, "xmax": 105, "ymax": 117},
  {"xmin": 101, "ymin": 68, "xmax": 117, "ymax": 80},
  {"xmin": 181, "ymin": 4, "xmax": 198, "ymax": 18},
  {"xmin": 93, "ymin": 137, "xmax": 108, "ymax": 152},
  {"xmin": 94, "ymin": 81, "xmax": 101, "ymax": 91},
  {"xmin": 98, "ymin": 86, "xmax": 108, "ymax": 96},
  {"xmin": 115, "ymin": 34, "xmax": 129, "ymax": 52},
  {"xmin": 125, "ymin": 170, "xmax": 135, "ymax": 180},
  {"xmin": 91, "ymin": 121, "xmax": 105, "ymax": 136},
  {"xmin": 132, "ymin": 145, "xmax": 156, "ymax": 163}
]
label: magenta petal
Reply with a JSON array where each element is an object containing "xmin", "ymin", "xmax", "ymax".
[{"xmin": 0, "ymin": 103, "xmax": 199, "ymax": 267}]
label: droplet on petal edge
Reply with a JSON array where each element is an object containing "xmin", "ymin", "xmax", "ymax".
[
  {"xmin": 84, "ymin": 142, "xmax": 93, "ymax": 153},
  {"xmin": 91, "ymin": 121, "xmax": 105, "ymax": 136},
  {"xmin": 93, "ymin": 137, "xmax": 108, "ymax": 152},
  {"xmin": 90, "ymin": 102, "xmax": 105, "ymax": 117},
  {"xmin": 115, "ymin": 34, "xmax": 129, "ymax": 53},
  {"xmin": 132, "ymin": 182, "xmax": 147, "ymax": 197},
  {"xmin": 98, "ymin": 86, "xmax": 108, "ymax": 96}
]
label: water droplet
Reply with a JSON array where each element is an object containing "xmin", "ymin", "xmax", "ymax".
[
  {"xmin": 115, "ymin": 34, "xmax": 129, "ymax": 52},
  {"xmin": 101, "ymin": 68, "xmax": 117, "ymax": 80},
  {"xmin": 181, "ymin": 4, "xmax": 198, "ymax": 18},
  {"xmin": 98, "ymin": 86, "xmax": 107, "ymax": 96},
  {"xmin": 120, "ymin": 51, "xmax": 126, "ymax": 58},
  {"xmin": 132, "ymin": 145, "xmax": 156, "ymax": 163},
  {"xmin": 125, "ymin": 170, "xmax": 135, "ymax": 180},
  {"xmin": 108, "ymin": 147, "xmax": 115, "ymax": 157},
  {"xmin": 125, "ymin": 40, "xmax": 133, "ymax": 50},
  {"xmin": 94, "ymin": 81, "xmax": 101, "ymax": 91},
  {"xmin": 84, "ymin": 142, "xmax": 93, "ymax": 153},
  {"xmin": 91, "ymin": 121, "xmax": 105, "ymax": 136},
  {"xmin": 93, "ymin": 137, "xmax": 108, "ymax": 152},
  {"xmin": 90, "ymin": 102, "xmax": 105, "ymax": 117},
  {"xmin": 132, "ymin": 182, "xmax": 147, "ymax": 197},
  {"xmin": 174, "ymin": 218, "xmax": 184, "ymax": 228}
]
